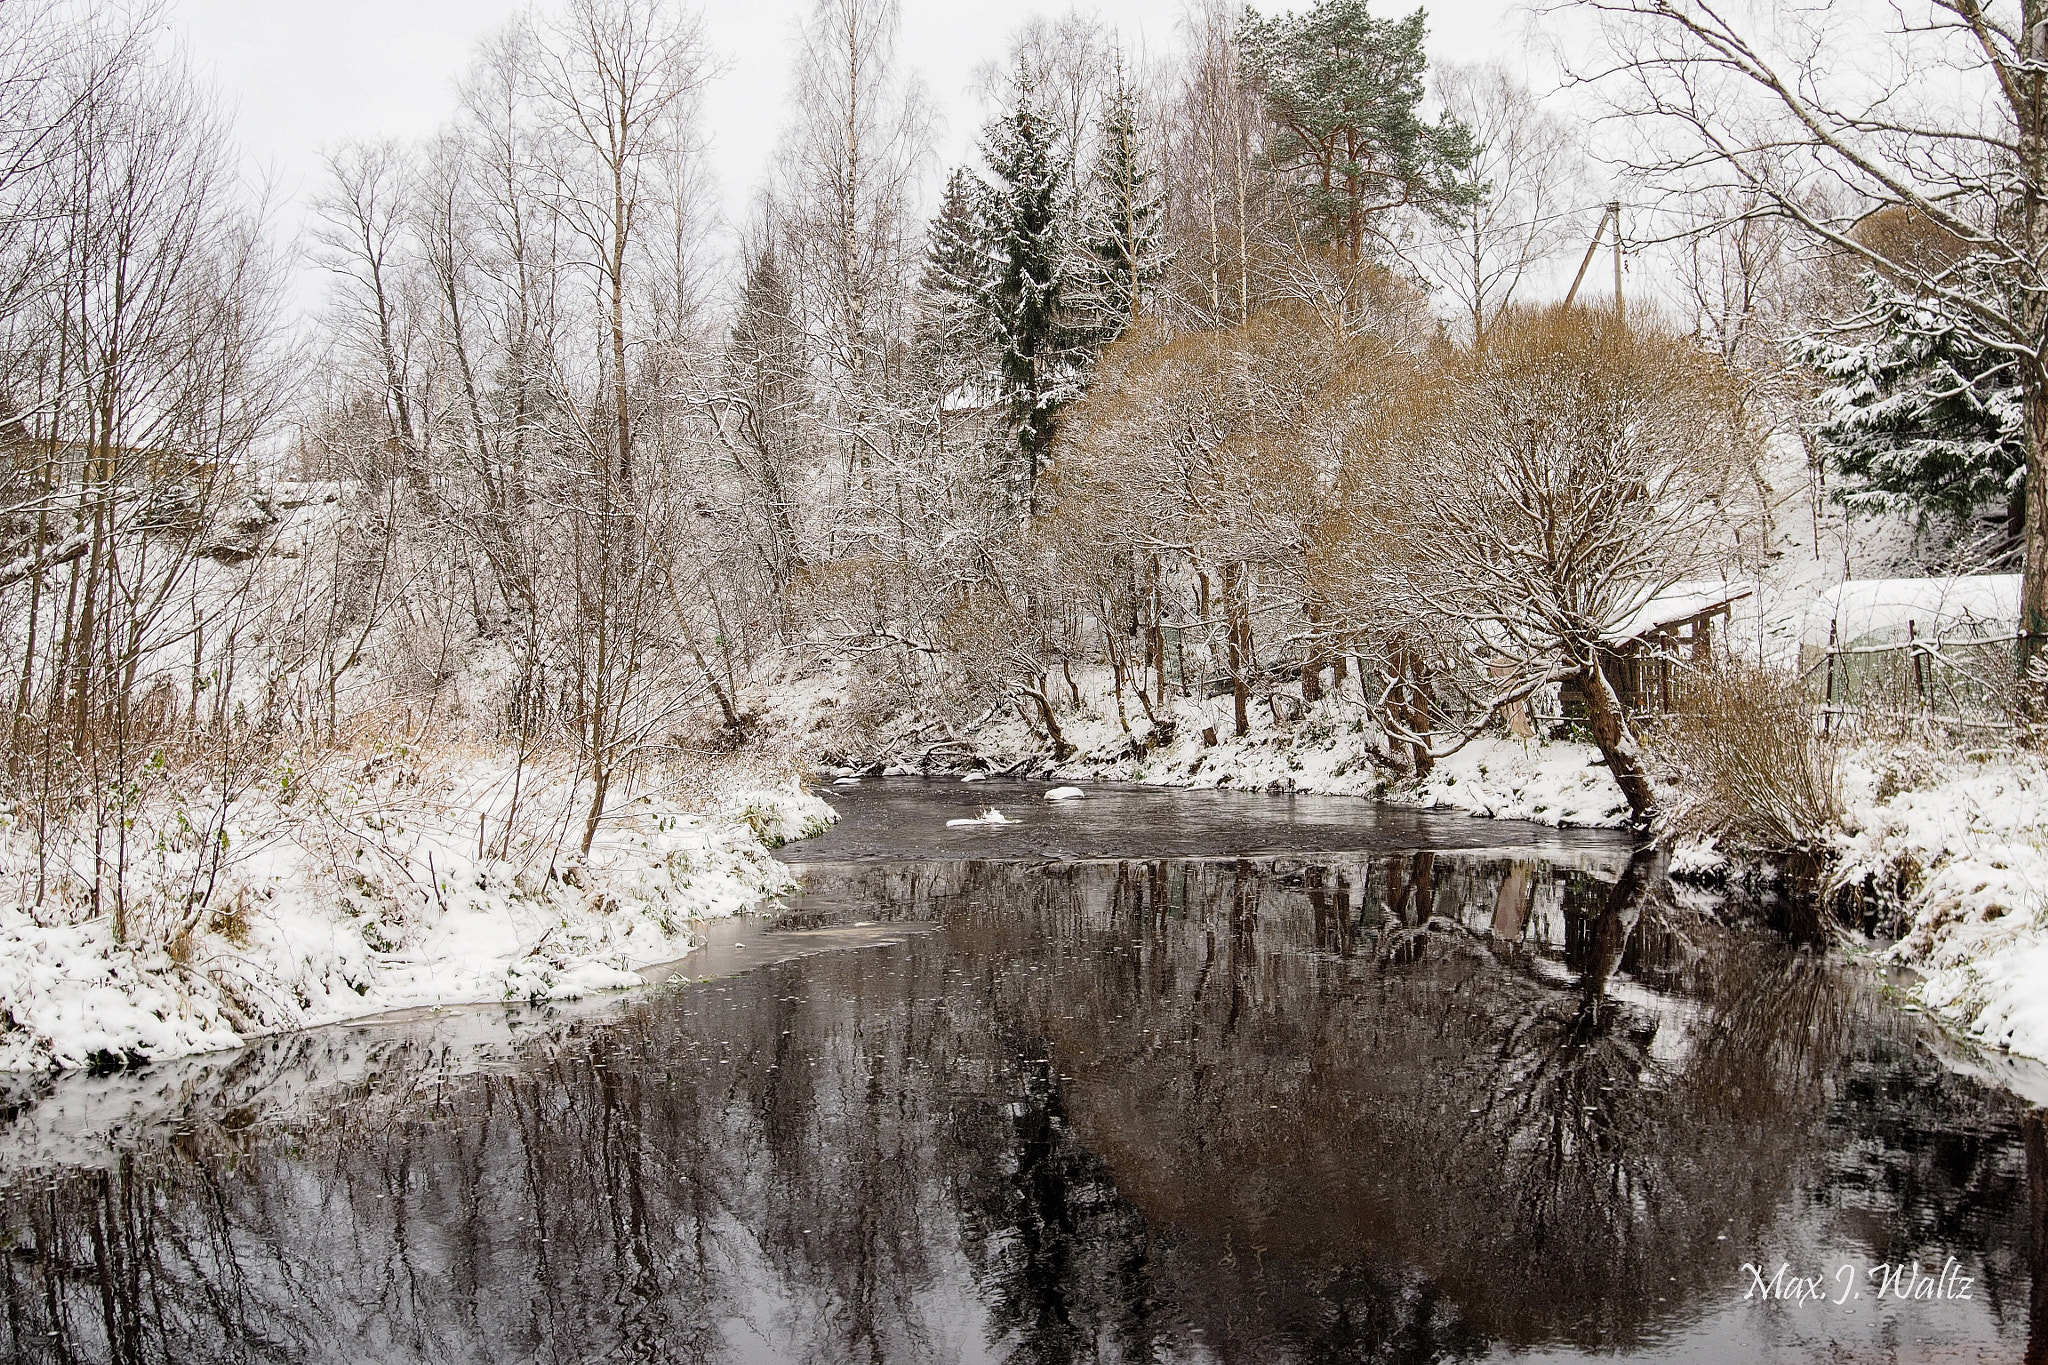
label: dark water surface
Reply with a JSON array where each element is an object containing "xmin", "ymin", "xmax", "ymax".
[{"xmin": 1, "ymin": 780, "xmax": 2042, "ymax": 1363}]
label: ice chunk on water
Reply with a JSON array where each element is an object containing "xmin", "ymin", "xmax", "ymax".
[
  {"xmin": 945, "ymin": 809, "xmax": 1016, "ymax": 827},
  {"xmin": 1044, "ymin": 786, "xmax": 1084, "ymax": 802}
]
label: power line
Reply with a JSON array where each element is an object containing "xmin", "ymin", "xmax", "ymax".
[{"xmin": 1383, "ymin": 201, "xmax": 1617, "ymax": 256}]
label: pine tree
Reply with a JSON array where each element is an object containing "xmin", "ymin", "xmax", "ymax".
[
  {"xmin": 981, "ymin": 77, "xmax": 1075, "ymax": 514},
  {"xmin": 917, "ymin": 166, "xmax": 995, "ymax": 402},
  {"xmin": 1804, "ymin": 265, "xmax": 2027, "ymax": 550},
  {"xmin": 1074, "ymin": 65, "xmax": 1167, "ymax": 350},
  {"xmin": 1240, "ymin": 0, "xmax": 1478, "ymax": 264}
]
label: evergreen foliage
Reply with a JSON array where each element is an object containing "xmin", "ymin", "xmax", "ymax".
[
  {"xmin": 1804, "ymin": 265, "xmax": 2028, "ymax": 547},
  {"xmin": 1073, "ymin": 67, "xmax": 1167, "ymax": 349},
  {"xmin": 917, "ymin": 167, "xmax": 995, "ymax": 401},
  {"xmin": 730, "ymin": 241, "xmax": 805, "ymax": 419},
  {"xmin": 1240, "ymin": 0, "xmax": 1478, "ymax": 263},
  {"xmin": 981, "ymin": 77, "xmax": 1081, "ymax": 512}
]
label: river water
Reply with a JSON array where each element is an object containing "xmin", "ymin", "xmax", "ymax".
[{"xmin": 0, "ymin": 780, "xmax": 2041, "ymax": 1363}]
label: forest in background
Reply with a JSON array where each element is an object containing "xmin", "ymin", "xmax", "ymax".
[{"xmin": 3, "ymin": 0, "xmax": 2044, "ymax": 947}]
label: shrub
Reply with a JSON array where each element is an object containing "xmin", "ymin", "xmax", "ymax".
[{"xmin": 1661, "ymin": 661, "xmax": 1842, "ymax": 858}]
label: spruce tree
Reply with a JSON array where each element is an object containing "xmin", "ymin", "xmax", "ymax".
[
  {"xmin": 730, "ymin": 241, "xmax": 804, "ymax": 421},
  {"xmin": 1804, "ymin": 264, "xmax": 2027, "ymax": 551},
  {"xmin": 1075, "ymin": 66, "xmax": 1167, "ymax": 350},
  {"xmin": 917, "ymin": 166, "xmax": 995, "ymax": 403},
  {"xmin": 980, "ymin": 78, "xmax": 1075, "ymax": 514},
  {"xmin": 726, "ymin": 240, "xmax": 808, "ymax": 585}
]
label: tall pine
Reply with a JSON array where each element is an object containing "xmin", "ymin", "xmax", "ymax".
[{"xmin": 1240, "ymin": 0, "xmax": 1478, "ymax": 264}]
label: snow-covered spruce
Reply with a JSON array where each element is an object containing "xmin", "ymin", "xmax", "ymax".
[{"xmin": 0, "ymin": 752, "xmax": 834, "ymax": 1073}]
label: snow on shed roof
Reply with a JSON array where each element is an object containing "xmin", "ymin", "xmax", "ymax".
[
  {"xmin": 1602, "ymin": 582, "xmax": 1753, "ymax": 646},
  {"xmin": 1800, "ymin": 574, "xmax": 2020, "ymax": 650}
]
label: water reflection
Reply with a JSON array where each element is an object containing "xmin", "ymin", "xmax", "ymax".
[{"xmin": 0, "ymin": 846, "xmax": 2037, "ymax": 1363}]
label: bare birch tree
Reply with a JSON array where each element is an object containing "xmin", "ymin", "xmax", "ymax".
[
  {"xmin": 1414, "ymin": 62, "xmax": 1587, "ymax": 342},
  {"xmin": 525, "ymin": 0, "xmax": 713, "ymax": 851},
  {"xmin": 1, "ymin": 17, "xmax": 290, "ymax": 935}
]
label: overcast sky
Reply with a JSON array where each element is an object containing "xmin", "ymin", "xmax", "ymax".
[{"xmin": 169, "ymin": 0, "xmax": 1555, "ymax": 311}]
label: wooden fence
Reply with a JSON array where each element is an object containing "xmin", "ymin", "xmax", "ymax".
[{"xmin": 1804, "ymin": 620, "xmax": 2023, "ymax": 735}]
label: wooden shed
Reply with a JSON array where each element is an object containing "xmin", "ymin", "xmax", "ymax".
[{"xmin": 1561, "ymin": 583, "xmax": 1752, "ymax": 717}]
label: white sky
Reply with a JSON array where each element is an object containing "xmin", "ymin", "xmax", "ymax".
[{"xmin": 169, "ymin": 0, "xmax": 1555, "ymax": 312}]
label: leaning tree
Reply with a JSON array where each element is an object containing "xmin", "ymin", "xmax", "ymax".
[{"xmin": 1378, "ymin": 307, "xmax": 1752, "ymax": 827}]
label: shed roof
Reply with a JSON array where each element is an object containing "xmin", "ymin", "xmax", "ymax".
[
  {"xmin": 1800, "ymin": 575, "xmax": 2020, "ymax": 650},
  {"xmin": 1603, "ymin": 582, "xmax": 1753, "ymax": 647}
]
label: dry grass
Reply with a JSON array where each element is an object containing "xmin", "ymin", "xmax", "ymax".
[{"xmin": 1660, "ymin": 661, "xmax": 1843, "ymax": 858}]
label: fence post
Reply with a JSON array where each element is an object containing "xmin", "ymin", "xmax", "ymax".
[
  {"xmin": 1823, "ymin": 619, "xmax": 1837, "ymax": 738},
  {"xmin": 1910, "ymin": 619, "xmax": 1926, "ymax": 706}
]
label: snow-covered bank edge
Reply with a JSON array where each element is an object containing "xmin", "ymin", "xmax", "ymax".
[
  {"xmin": 847, "ymin": 670, "xmax": 2048, "ymax": 1063},
  {"xmin": 0, "ymin": 752, "xmax": 836, "ymax": 1073},
  {"xmin": 1832, "ymin": 745, "xmax": 2048, "ymax": 1061},
  {"xmin": 860, "ymin": 685, "xmax": 1639, "ymax": 830}
]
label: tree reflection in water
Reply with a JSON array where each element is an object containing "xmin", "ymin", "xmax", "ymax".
[{"xmin": 0, "ymin": 851, "xmax": 2036, "ymax": 1363}]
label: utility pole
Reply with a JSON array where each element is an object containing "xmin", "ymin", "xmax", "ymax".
[
  {"xmin": 1611, "ymin": 200, "xmax": 1624, "ymax": 324},
  {"xmin": 1564, "ymin": 201, "xmax": 1625, "ymax": 317}
]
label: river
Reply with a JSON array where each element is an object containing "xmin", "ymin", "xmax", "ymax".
[{"xmin": 0, "ymin": 779, "xmax": 2040, "ymax": 1363}]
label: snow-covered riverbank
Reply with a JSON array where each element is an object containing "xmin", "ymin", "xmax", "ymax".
[
  {"xmin": 857, "ymin": 678, "xmax": 1639, "ymax": 830},
  {"xmin": 1833, "ymin": 744, "xmax": 2048, "ymax": 1061},
  {"xmin": 850, "ymin": 669, "xmax": 2048, "ymax": 1061},
  {"xmin": 0, "ymin": 747, "xmax": 833, "ymax": 1072}
]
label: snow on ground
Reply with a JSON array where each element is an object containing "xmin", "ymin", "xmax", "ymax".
[
  {"xmin": 802, "ymin": 445, "xmax": 2048, "ymax": 1058},
  {"xmin": 1832, "ymin": 743, "xmax": 2048, "ymax": 1060},
  {"xmin": 845, "ymin": 448, "xmax": 1969, "ymax": 832},
  {"xmin": 864, "ymin": 672, "xmax": 1637, "ymax": 830},
  {"xmin": 0, "ymin": 748, "xmax": 834, "ymax": 1072}
]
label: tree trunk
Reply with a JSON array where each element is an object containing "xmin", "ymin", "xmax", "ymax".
[
  {"xmin": 1147, "ymin": 556, "xmax": 1167, "ymax": 707},
  {"xmin": 2022, "ymin": 378, "xmax": 2048, "ymax": 695},
  {"xmin": 1302, "ymin": 602, "xmax": 1325, "ymax": 703},
  {"xmin": 581, "ymin": 760, "xmax": 611, "ymax": 856},
  {"xmin": 1023, "ymin": 687, "xmax": 1074, "ymax": 761},
  {"xmin": 1395, "ymin": 640, "xmax": 1433, "ymax": 777},
  {"xmin": 1223, "ymin": 563, "xmax": 1251, "ymax": 737},
  {"xmin": 1579, "ymin": 652, "xmax": 1658, "ymax": 828}
]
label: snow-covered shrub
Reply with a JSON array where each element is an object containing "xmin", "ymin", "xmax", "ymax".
[{"xmin": 722, "ymin": 788, "xmax": 836, "ymax": 848}]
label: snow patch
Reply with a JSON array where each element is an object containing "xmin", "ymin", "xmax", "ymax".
[{"xmin": 1832, "ymin": 744, "xmax": 2048, "ymax": 1059}]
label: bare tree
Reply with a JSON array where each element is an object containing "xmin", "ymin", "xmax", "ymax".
[
  {"xmin": 524, "ymin": 0, "xmax": 714, "ymax": 851},
  {"xmin": 1565, "ymin": 0, "xmax": 2048, "ymax": 682},
  {"xmin": 774, "ymin": 0, "xmax": 930, "ymax": 463},
  {"xmin": 1376, "ymin": 307, "xmax": 1752, "ymax": 826},
  {"xmin": 1414, "ymin": 61, "xmax": 1587, "ymax": 342},
  {"xmin": 1167, "ymin": 0, "xmax": 1265, "ymax": 329},
  {"xmin": 0, "ymin": 17, "xmax": 291, "ymax": 935},
  {"xmin": 312, "ymin": 140, "xmax": 429, "ymax": 493}
]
